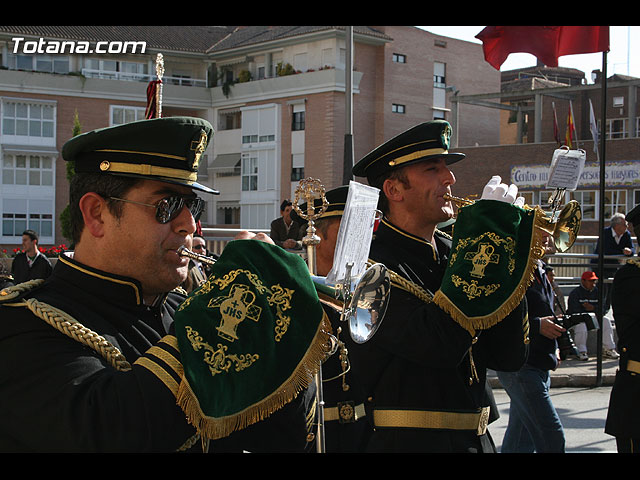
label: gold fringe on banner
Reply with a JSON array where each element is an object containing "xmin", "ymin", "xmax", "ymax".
[
  {"xmin": 433, "ymin": 207, "xmax": 547, "ymax": 336},
  {"xmin": 175, "ymin": 311, "xmax": 332, "ymax": 442}
]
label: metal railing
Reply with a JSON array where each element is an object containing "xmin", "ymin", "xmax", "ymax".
[
  {"xmin": 1, "ymin": 233, "xmax": 632, "ymax": 285},
  {"xmin": 544, "ymin": 235, "xmax": 637, "ymax": 288},
  {"xmin": 201, "ymin": 229, "xmax": 636, "ymax": 282},
  {"xmin": 80, "ymin": 68, "xmax": 206, "ymax": 87},
  {"xmin": 202, "ymin": 227, "xmax": 269, "ymax": 256}
]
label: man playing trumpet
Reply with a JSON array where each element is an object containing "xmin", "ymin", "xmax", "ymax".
[
  {"xmin": 0, "ymin": 117, "xmax": 320, "ymax": 452},
  {"xmin": 349, "ymin": 120, "xmax": 533, "ymax": 453}
]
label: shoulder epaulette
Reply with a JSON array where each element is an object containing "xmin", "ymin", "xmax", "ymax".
[{"xmin": 2, "ymin": 277, "xmax": 198, "ymax": 451}]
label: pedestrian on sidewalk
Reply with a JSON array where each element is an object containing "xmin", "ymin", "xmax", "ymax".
[
  {"xmin": 496, "ymin": 234, "xmax": 566, "ymax": 453},
  {"xmin": 544, "ymin": 265, "xmax": 565, "ymax": 317}
]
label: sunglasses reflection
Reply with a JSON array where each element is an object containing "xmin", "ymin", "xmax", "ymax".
[{"xmin": 109, "ymin": 195, "xmax": 204, "ymax": 224}]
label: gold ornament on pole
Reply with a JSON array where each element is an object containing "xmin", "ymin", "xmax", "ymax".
[{"xmin": 293, "ymin": 177, "xmax": 329, "ymax": 453}]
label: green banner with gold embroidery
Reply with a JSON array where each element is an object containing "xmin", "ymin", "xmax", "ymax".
[
  {"xmin": 174, "ymin": 239, "xmax": 330, "ymax": 441},
  {"xmin": 433, "ymin": 200, "xmax": 545, "ymax": 335}
]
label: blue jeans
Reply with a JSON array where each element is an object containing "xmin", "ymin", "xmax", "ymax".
[{"xmin": 496, "ymin": 365, "xmax": 565, "ymax": 453}]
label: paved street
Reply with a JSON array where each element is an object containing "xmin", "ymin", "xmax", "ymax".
[{"xmin": 489, "ymin": 386, "xmax": 617, "ymax": 453}]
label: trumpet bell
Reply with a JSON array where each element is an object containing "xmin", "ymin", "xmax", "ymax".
[
  {"xmin": 349, "ymin": 263, "xmax": 391, "ymax": 344},
  {"xmin": 312, "ymin": 263, "xmax": 391, "ymax": 344},
  {"xmin": 443, "ymin": 194, "xmax": 582, "ymax": 253},
  {"xmin": 547, "ymin": 200, "xmax": 582, "ymax": 252}
]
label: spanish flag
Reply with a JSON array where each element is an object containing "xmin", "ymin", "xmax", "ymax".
[{"xmin": 565, "ymin": 101, "xmax": 577, "ymax": 149}]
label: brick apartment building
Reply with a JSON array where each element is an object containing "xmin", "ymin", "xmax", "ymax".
[
  {"xmin": 0, "ymin": 25, "xmax": 499, "ymax": 251},
  {"xmin": 448, "ymin": 66, "xmax": 640, "ymax": 237}
]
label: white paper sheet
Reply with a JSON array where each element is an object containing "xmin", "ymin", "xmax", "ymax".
[{"xmin": 326, "ymin": 181, "xmax": 380, "ymax": 285}]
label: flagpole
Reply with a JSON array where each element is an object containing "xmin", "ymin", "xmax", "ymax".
[
  {"xmin": 343, "ymin": 26, "xmax": 354, "ymax": 184},
  {"xmin": 552, "ymin": 101, "xmax": 560, "ymax": 146},
  {"xmin": 589, "ymin": 99, "xmax": 600, "ymax": 163},
  {"xmin": 596, "ymin": 50, "xmax": 607, "ymax": 387}
]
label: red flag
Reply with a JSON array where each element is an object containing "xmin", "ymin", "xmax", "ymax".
[{"xmin": 476, "ymin": 26, "xmax": 610, "ymax": 70}]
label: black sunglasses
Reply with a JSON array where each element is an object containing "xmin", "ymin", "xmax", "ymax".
[{"xmin": 109, "ymin": 195, "xmax": 205, "ymax": 224}]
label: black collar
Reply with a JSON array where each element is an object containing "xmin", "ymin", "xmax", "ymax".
[
  {"xmin": 371, "ymin": 217, "xmax": 451, "ymax": 292},
  {"xmin": 56, "ymin": 253, "xmax": 147, "ymax": 307},
  {"xmin": 375, "ymin": 217, "xmax": 450, "ymax": 263}
]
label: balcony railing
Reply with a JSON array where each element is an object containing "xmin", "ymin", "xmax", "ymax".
[{"xmin": 80, "ymin": 69, "xmax": 206, "ymax": 87}]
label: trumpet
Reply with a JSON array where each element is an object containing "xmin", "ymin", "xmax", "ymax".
[
  {"xmin": 312, "ymin": 263, "xmax": 391, "ymax": 344},
  {"xmin": 443, "ymin": 193, "xmax": 582, "ymax": 253},
  {"xmin": 178, "ymin": 245, "xmax": 216, "ymax": 265}
]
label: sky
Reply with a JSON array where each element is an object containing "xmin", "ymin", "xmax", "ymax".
[{"xmin": 417, "ymin": 26, "xmax": 639, "ymax": 83}]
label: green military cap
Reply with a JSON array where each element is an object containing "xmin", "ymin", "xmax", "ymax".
[
  {"xmin": 290, "ymin": 185, "xmax": 349, "ymax": 224},
  {"xmin": 352, "ymin": 120, "xmax": 465, "ymax": 181},
  {"xmin": 62, "ymin": 116, "xmax": 219, "ymax": 194}
]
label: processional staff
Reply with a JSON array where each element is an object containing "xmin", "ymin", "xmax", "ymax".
[
  {"xmin": 145, "ymin": 53, "xmax": 164, "ymax": 119},
  {"xmin": 293, "ymin": 177, "xmax": 329, "ymax": 453}
]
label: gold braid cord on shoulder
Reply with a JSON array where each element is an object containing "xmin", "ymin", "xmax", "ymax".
[
  {"xmin": 2, "ymin": 279, "xmax": 131, "ymax": 371},
  {"xmin": 1, "ymin": 279, "xmax": 205, "ymax": 452},
  {"xmin": 367, "ymin": 260, "xmax": 433, "ymax": 304},
  {"xmin": 627, "ymin": 257, "xmax": 640, "ymax": 269},
  {"xmin": 9, "ymin": 296, "xmax": 132, "ymax": 372},
  {"xmin": 0, "ymin": 278, "xmax": 45, "ymax": 301}
]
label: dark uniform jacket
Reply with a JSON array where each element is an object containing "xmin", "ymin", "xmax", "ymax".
[
  {"xmin": 605, "ymin": 259, "xmax": 640, "ymax": 440},
  {"xmin": 349, "ymin": 218, "xmax": 528, "ymax": 453},
  {"xmin": 11, "ymin": 251, "xmax": 53, "ymax": 284},
  {"xmin": 0, "ymin": 253, "xmax": 314, "ymax": 453},
  {"xmin": 319, "ymin": 303, "xmax": 372, "ymax": 452},
  {"xmin": 525, "ymin": 262, "xmax": 560, "ymax": 372}
]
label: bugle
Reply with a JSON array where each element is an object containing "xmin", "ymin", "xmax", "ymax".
[
  {"xmin": 443, "ymin": 193, "xmax": 582, "ymax": 252},
  {"xmin": 312, "ymin": 262, "xmax": 390, "ymax": 344},
  {"xmin": 177, "ymin": 245, "xmax": 217, "ymax": 265}
]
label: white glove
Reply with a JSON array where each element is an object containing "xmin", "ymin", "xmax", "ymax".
[{"xmin": 481, "ymin": 176, "xmax": 525, "ymax": 207}]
